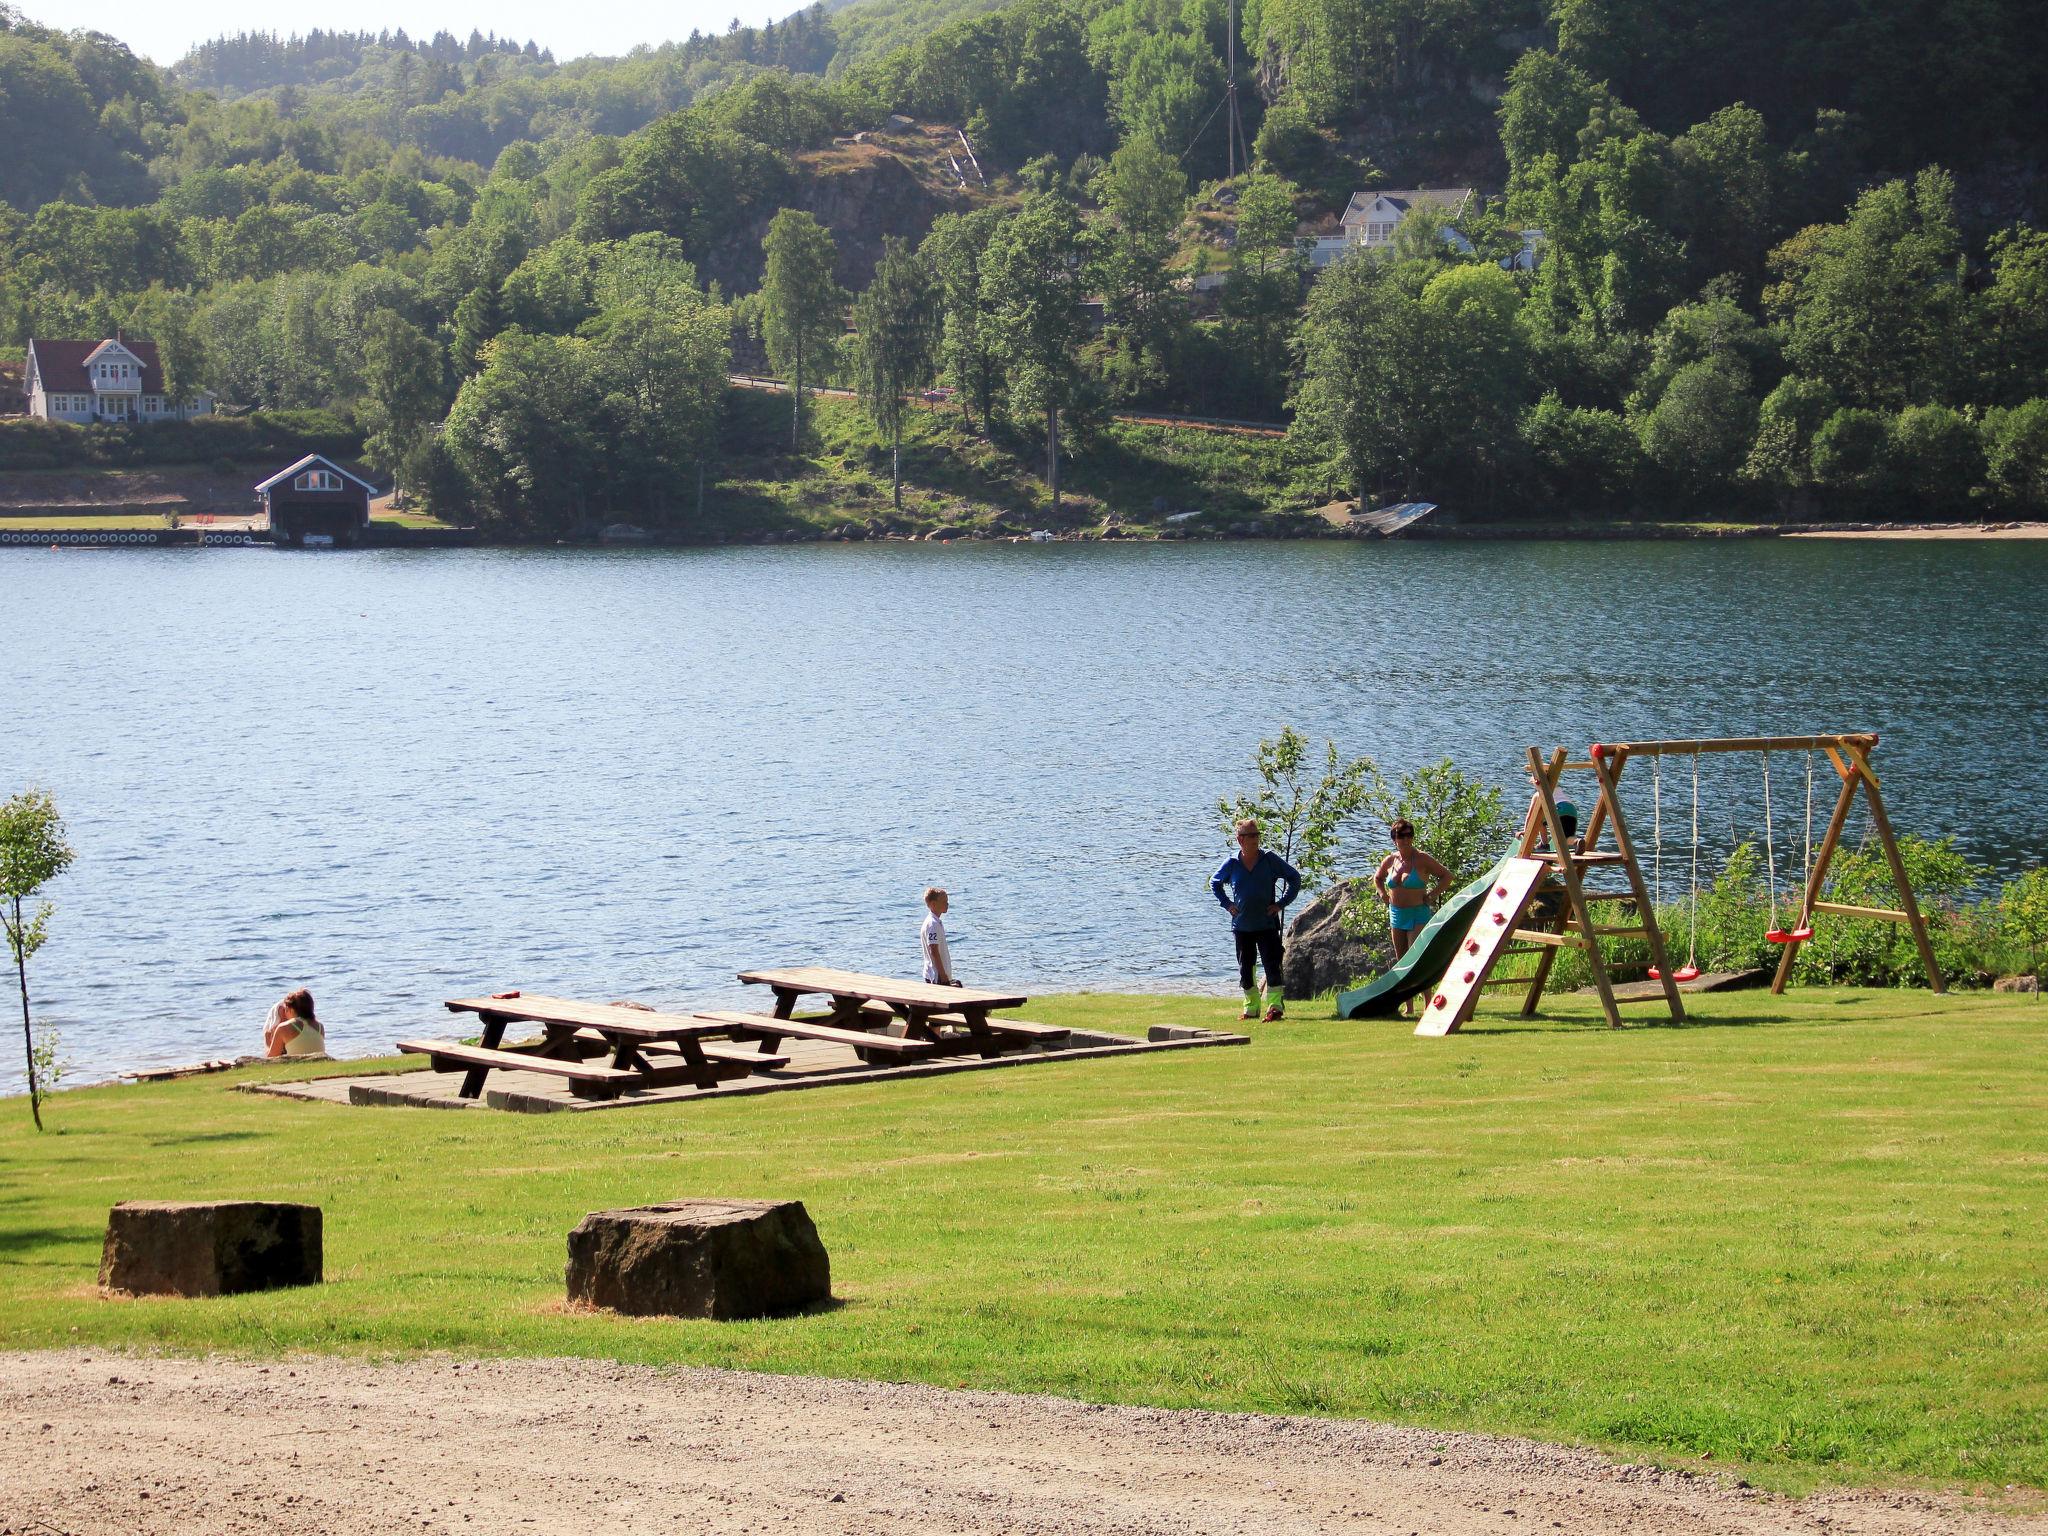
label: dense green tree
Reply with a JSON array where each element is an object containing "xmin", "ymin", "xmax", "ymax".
[
  {"xmin": 123, "ymin": 286, "xmax": 206, "ymax": 405},
  {"xmin": 1092, "ymin": 134, "xmax": 1186, "ymax": 395},
  {"xmin": 1886, "ymin": 405, "xmax": 1982, "ymax": 509},
  {"xmin": 1293, "ymin": 254, "xmax": 1529, "ymax": 503},
  {"xmin": 1980, "ymin": 401, "xmax": 2048, "ymax": 511},
  {"xmin": 919, "ymin": 208, "xmax": 1005, "ymax": 432},
  {"xmin": 1221, "ymin": 172, "xmax": 1304, "ymax": 414},
  {"xmin": 443, "ymin": 329, "xmax": 607, "ymax": 532},
  {"xmin": 1766, "ymin": 169, "xmax": 1964, "ymax": 410},
  {"xmin": 982, "ymin": 190, "xmax": 1092, "ymax": 511},
  {"xmin": 852, "ymin": 237, "xmax": 939, "ymax": 508},
  {"xmin": 359, "ymin": 310, "xmax": 446, "ymax": 502},
  {"xmin": 1637, "ymin": 359, "xmax": 1758, "ymax": 498},
  {"xmin": 585, "ymin": 299, "xmax": 731, "ymax": 518},
  {"xmin": 1521, "ymin": 392, "xmax": 1640, "ymax": 508},
  {"xmin": 1975, "ymin": 229, "xmax": 2048, "ymax": 409},
  {"xmin": 1741, "ymin": 374, "xmax": 1836, "ymax": 497},
  {"xmin": 759, "ymin": 208, "xmax": 845, "ymax": 449},
  {"xmin": 1809, "ymin": 406, "xmax": 1891, "ymax": 495}
]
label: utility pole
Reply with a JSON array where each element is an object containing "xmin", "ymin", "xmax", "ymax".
[{"xmin": 1224, "ymin": 0, "xmax": 1245, "ymax": 179}]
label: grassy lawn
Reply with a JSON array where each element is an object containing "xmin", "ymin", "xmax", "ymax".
[
  {"xmin": 3, "ymin": 988, "xmax": 2044, "ymax": 1494},
  {"xmin": 0, "ymin": 515, "xmax": 171, "ymax": 530}
]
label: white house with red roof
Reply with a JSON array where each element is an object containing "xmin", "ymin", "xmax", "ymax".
[{"xmin": 24, "ymin": 336, "xmax": 214, "ymax": 424}]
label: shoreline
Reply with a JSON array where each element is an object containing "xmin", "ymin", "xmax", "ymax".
[{"xmin": 12, "ymin": 519, "xmax": 2048, "ymax": 551}]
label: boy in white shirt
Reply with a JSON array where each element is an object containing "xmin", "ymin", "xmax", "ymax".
[{"xmin": 921, "ymin": 887, "xmax": 961, "ymax": 986}]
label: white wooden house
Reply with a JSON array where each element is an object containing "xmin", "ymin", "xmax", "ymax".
[{"xmin": 24, "ymin": 337, "xmax": 214, "ymax": 423}]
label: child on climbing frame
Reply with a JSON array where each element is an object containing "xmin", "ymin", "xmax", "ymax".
[{"xmin": 1211, "ymin": 819, "xmax": 1302, "ymax": 1022}]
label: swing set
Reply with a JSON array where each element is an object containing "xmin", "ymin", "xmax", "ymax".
[{"xmin": 1414, "ymin": 733, "xmax": 1943, "ymax": 1037}]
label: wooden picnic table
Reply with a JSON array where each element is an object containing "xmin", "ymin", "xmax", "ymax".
[
  {"xmin": 400, "ymin": 995, "xmax": 790, "ymax": 1100},
  {"xmin": 733, "ymin": 967, "xmax": 1049, "ymax": 1058}
]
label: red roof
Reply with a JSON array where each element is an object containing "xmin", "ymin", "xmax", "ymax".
[{"xmin": 27, "ymin": 338, "xmax": 165, "ymax": 395}]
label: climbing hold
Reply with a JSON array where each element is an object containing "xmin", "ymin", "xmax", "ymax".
[
  {"xmin": 1492, "ymin": 913, "xmax": 1507, "ymax": 926},
  {"xmin": 1432, "ymin": 994, "xmax": 1448, "ymax": 1009},
  {"xmin": 1462, "ymin": 971, "xmax": 1475, "ymax": 983},
  {"xmin": 1496, "ymin": 887, "xmax": 1508, "ymax": 898},
  {"xmin": 1465, "ymin": 940, "xmax": 1480, "ymax": 954}
]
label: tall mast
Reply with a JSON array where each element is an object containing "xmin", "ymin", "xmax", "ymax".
[{"xmin": 1224, "ymin": 0, "xmax": 1243, "ymax": 179}]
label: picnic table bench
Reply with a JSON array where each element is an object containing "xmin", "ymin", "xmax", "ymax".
[
  {"xmin": 401, "ymin": 995, "xmax": 792, "ymax": 1101},
  {"xmin": 732, "ymin": 967, "xmax": 1063, "ymax": 1059}
]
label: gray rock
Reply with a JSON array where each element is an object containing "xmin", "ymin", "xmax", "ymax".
[
  {"xmin": 100, "ymin": 1201, "xmax": 322, "ymax": 1298},
  {"xmin": 1283, "ymin": 881, "xmax": 1390, "ymax": 1000},
  {"xmin": 1993, "ymin": 973, "xmax": 2040, "ymax": 993},
  {"xmin": 566, "ymin": 1200, "xmax": 830, "ymax": 1320}
]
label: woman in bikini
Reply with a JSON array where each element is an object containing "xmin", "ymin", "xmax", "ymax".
[{"xmin": 1373, "ymin": 818, "xmax": 1452, "ymax": 991}]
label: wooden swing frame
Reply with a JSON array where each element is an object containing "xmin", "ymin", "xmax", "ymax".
[{"xmin": 1424, "ymin": 733, "xmax": 1942, "ymax": 1036}]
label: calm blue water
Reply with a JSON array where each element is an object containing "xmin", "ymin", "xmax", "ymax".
[{"xmin": 4, "ymin": 538, "xmax": 2045, "ymax": 1087}]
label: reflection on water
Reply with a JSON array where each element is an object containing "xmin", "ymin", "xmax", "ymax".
[{"xmin": 4, "ymin": 536, "xmax": 2045, "ymax": 1085}]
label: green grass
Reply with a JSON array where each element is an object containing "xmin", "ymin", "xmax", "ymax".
[
  {"xmin": 713, "ymin": 391, "xmax": 1300, "ymax": 535},
  {"xmin": 0, "ymin": 515, "xmax": 171, "ymax": 530},
  {"xmin": 4, "ymin": 989, "xmax": 2046, "ymax": 1494}
]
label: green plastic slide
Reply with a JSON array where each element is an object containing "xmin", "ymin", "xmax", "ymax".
[{"xmin": 1335, "ymin": 854, "xmax": 1516, "ymax": 1020}]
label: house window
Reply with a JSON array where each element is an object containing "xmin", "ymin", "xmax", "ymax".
[
  {"xmin": 295, "ymin": 469, "xmax": 345, "ymax": 492},
  {"xmin": 1368, "ymin": 221, "xmax": 1395, "ymax": 243}
]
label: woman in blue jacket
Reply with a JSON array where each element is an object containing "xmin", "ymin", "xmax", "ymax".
[{"xmin": 1211, "ymin": 819, "xmax": 1303, "ymax": 1022}]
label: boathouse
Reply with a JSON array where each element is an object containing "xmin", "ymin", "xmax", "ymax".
[{"xmin": 256, "ymin": 455, "xmax": 377, "ymax": 547}]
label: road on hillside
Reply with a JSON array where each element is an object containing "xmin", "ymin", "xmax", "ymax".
[{"xmin": 3, "ymin": 1351, "xmax": 2036, "ymax": 1536}]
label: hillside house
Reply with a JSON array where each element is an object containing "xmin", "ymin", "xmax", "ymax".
[
  {"xmin": 1340, "ymin": 188, "xmax": 1476, "ymax": 251},
  {"xmin": 1307, "ymin": 188, "xmax": 1545, "ymax": 272},
  {"xmin": 24, "ymin": 337, "xmax": 214, "ymax": 424}
]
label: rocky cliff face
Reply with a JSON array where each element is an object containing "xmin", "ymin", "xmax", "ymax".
[{"xmin": 702, "ymin": 134, "xmax": 989, "ymax": 295}]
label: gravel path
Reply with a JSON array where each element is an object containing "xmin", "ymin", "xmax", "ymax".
[{"xmin": 1, "ymin": 1351, "xmax": 2039, "ymax": 1536}]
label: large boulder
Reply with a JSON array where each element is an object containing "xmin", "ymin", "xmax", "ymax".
[
  {"xmin": 1284, "ymin": 881, "xmax": 1389, "ymax": 1001},
  {"xmin": 99, "ymin": 1201, "xmax": 322, "ymax": 1298},
  {"xmin": 566, "ymin": 1200, "xmax": 830, "ymax": 1320}
]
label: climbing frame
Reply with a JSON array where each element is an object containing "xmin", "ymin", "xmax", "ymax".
[{"xmin": 1424, "ymin": 745, "xmax": 1684, "ymax": 1034}]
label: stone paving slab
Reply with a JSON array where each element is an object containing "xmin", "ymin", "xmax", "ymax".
[{"xmin": 243, "ymin": 1028, "xmax": 1248, "ymax": 1114}]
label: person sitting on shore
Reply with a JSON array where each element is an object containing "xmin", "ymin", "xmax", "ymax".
[{"xmin": 263, "ymin": 989, "xmax": 327, "ymax": 1058}]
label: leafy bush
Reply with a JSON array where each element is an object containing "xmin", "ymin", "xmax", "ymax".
[
  {"xmin": 1217, "ymin": 727, "xmax": 1376, "ymax": 892},
  {"xmin": 1981, "ymin": 399, "xmax": 2048, "ymax": 510},
  {"xmin": 1995, "ymin": 866, "xmax": 2048, "ymax": 980},
  {"xmin": 1343, "ymin": 759, "xmax": 1514, "ymax": 942},
  {"xmin": 1534, "ymin": 834, "xmax": 2006, "ymax": 992},
  {"xmin": 1886, "ymin": 404, "xmax": 1983, "ymax": 507},
  {"xmin": 1810, "ymin": 407, "xmax": 1891, "ymax": 494}
]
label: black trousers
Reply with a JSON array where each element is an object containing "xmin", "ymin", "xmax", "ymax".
[{"xmin": 1234, "ymin": 928, "xmax": 1284, "ymax": 990}]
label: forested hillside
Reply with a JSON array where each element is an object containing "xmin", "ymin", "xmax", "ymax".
[{"xmin": 4, "ymin": 0, "xmax": 2046, "ymax": 535}]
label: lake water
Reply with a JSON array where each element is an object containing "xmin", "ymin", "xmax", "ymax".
[{"xmin": 5, "ymin": 537, "xmax": 2046, "ymax": 1088}]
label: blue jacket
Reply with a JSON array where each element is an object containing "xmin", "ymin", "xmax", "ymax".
[{"xmin": 1211, "ymin": 850, "xmax": 1302, "ymax": 932}]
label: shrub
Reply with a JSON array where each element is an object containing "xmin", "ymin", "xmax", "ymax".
[
  {"xmin": 1981, "ymin": 399, "xmax": 2048, "ymax": 510},
  {"xmin": 1997, "ymin": 867, "xmax": 2048, "ymax": 980},
  {"xmin": 1638, "ymin": 360, "xmax": 1759, "ymax": 497},
  {"xmin": 1886, "ymin": 404, "xmax": 1983, "ymax": 508},
  {"xmin": 1810, "ymin": 407, "xmax": 1891, "ymax": 494},
  {"xmin": 1521, "ymin": 392, "xmax": 1641, "ymax": 507},
  {"xmin": 0, "ymin": 412, "xmax": 364, "ymax": 471},
  {"xmin": 1217, "ymin": 727, "xmax": 1377, "ymax": 893},
  {"xmin": 1344, "ymin": 759, "xmax": 1514, "ymax": 941},
  {"xmin": 1742, "ymin": 374, "xmax": 1837, "ymax": 490}
]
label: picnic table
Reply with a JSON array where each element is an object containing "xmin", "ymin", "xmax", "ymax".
[
  {"xmin": 399, "ymin": 995, "xmax": 791, "ymax": 1101},
  {"xmin": 725, "ymin": 967, "xmax": 1065, "ymax": 1059}
]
